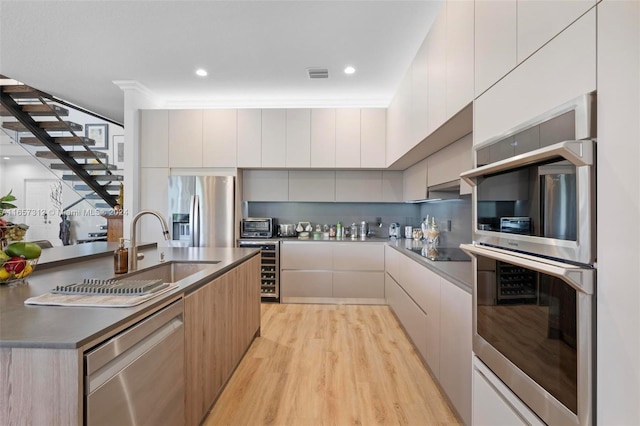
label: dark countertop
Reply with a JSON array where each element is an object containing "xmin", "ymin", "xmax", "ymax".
[
  {"xmin": 0, "ymin": 245, "xmax": 260, "ymax": 350},
  {"xmin": 387, "ymin": 239, "xmax": 473, "ymax": 294}
]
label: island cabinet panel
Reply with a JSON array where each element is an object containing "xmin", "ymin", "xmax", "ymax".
[
  {"xmin": 286, "ymin": 108, "xmax": 311, "ymax": 168},
  {"xmin": 0, "ymin": 347, "xmax": 82, "ymax": 425},
  {"xmin": 169, "ymin": 109, "xmax": 203, "ymax": 168},
  {"xmin": 203, "ymin": 109, "xmax": 237, "ymax": 167},
  {"xmin": 237, "ymin": 109, "xmax": 262, "ymax": 168},
  {"xmin": 140, "ymin": 109, "xmax": 169, "ymax": 167},
  {"xmin": 261, "ymin": 108, "xmax": 287, "ymax": 168},
  {"xmin": 310, "ymin": 108, "xmax": 336, "ymax": 167},
  {"xmin": 184, "ymin": 255, "xmax": 261, "ymax": 426}
]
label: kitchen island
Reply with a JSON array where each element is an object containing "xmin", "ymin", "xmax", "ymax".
[{"xmin": 0, "ymin": 243, "xmax": 262, "ymax": 425}]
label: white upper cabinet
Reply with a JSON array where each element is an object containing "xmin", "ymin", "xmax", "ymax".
[
  {"xmin": 169, "ymin": 109, "xmax": 203, "ymax": 168},
  {"xmin": 427, "ymin": 133, "xmax": 473, "ymax": 187},
  {"xmin": 335, "ymin": 108, "xmax": 361, "ymax": 168},
  {"xmin": 288, "ymin": 170, "xmax": 336, "ymax": 202},
  {"xmin": 261, "ymin": 109, "xmax": 287, "ymax": 168},
  {"xmin": 202, "ymin": 109, "xmax": 237, "ymax": 167},
  {"xmin": 360, "ymin": 108, "xmax": 386, "ymax": 168},
  {"xmin": 403, "ymin": 158, "xmax": 428, "ymax": 201},
  {"xmin": 474, "ymin": 8, "xmax": 596, "ymax": 145},
  {"xmin": 140, "ymin": 110, "xmax": 169, "ymax": 167},
  {"xmin": 335, "ymin": 171, "xmax": 382, "ymax": 202},
  {"xmin": 382, "ymin": 171, "xmax": 404, "ymax": 202},
  {"xmin": 517, "ymin": 0, "xmax": 596, "ymax": 63},
  {"xmin": 445, "ymin": 0, "xmax": 474, "ymax": 118},
  {"xmin": 285, "ymin": 109, "xmax": 311, "ymax": 168},
  {"xmin": 242, "ymin": 170, "xmax": 288, "ymax": 201},
  {"xmin": 474, "ymin": 0, "xmax": 517, "ymax": 97},
  {"xmin": 386, "ymin": 69, "xmax": 412, "ymax": 166},
  {"xmin": 237, "ymin": 109, "xmax": 262, "ymax": 168},
  {"xmin": 411, "ymin": 37, "xmax": 430, "ymax": 145},
  {"xmin": 310, "ymin": 109, "xmax": 336, "ymax": 168},
  {"xmin": 427, "ymin": 8, "xmax": 447, "ymax": 133}
]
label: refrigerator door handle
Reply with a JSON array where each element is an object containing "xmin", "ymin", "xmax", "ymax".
[{"xmin": 189, "ymin": 195, "xmax": 199, "ymax": 247}]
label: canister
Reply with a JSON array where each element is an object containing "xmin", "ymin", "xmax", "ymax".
[{"xmin": 404, "ymin": 225, "xmax": 413, "ymax": 239}]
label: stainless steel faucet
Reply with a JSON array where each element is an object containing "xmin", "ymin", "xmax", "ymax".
[{"xmin": 129, "ymin": 209, "xmax": 171, "ymax": 271}]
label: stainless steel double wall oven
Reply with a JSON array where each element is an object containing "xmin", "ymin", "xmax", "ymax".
[{"xmin": 461, "ymin": 93, "xmax": 596, "ymax": 426}]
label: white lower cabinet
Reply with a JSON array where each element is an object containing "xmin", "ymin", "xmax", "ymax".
[{"xmin": 280, "ymin": 241, "xmax": 385, "ymax": 303}]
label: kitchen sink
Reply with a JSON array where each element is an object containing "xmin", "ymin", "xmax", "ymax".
[{"xmin": 121, "ymin": 261, "xmax": 220, "ymax": 283}]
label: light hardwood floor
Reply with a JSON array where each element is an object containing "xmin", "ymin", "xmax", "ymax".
[{"xmin": 203, "ymin": 303, "xmax": 461, "ymax": 426}]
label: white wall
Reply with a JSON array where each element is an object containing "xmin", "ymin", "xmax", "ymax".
[{"xmin": 596, "ymin": 1, "xmax": 640, "ymax": 424}]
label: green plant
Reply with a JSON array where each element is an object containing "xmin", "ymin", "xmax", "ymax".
[{"xmin": 0, "ymin": 190, "xmax": 18, "ymax": 217}]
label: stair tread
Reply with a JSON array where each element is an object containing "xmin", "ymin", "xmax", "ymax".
[
  {"xmin": 0, "ymin": 104, "xmax": 69, "ymax": 117},
  {"xmin": 62, "ymin": 174, "xmax": 123, "ymax": 181},
  {"xmin": 35, "ymin": 150, "xmax": 107, "ymax": 159},
  {"xmin": 74, "ymin": 184, "xmax": 121, "ymax": 191},
  {"xmin": 20, "ymin": 136, "xmax": 95, "ymax": 146},
  {"xmin": 3, "ymin": 120, "xmax": 83, "ymax": 132},
  {"xmin": 2, "ymin": 85, "xmax": 43, "ymax": 95},
  {"xmin": 50, "ymin": 162, "xmax": 117, "ymax": 171}
]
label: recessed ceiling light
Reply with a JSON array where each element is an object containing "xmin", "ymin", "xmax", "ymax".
[
  {"xmin": 344, "ymin": 66, "xmax": 356, "ymax": 75},
  {"xmin": 3, "ymin": 157, "xmax": 10, "ymax": 160},
  {"xmin": 195, "ymin": 69, "xmax": 208, "ymax": 77}
]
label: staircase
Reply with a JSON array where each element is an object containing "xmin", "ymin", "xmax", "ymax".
[{"xmin": 0, "ymin": 80, "xmax": 121, "ymax": 208}]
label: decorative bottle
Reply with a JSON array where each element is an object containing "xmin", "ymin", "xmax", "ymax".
[{"xmin": 114, "ymin": 238, "xmax": 128, "ymax": 274}]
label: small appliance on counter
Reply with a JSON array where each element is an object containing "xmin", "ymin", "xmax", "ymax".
[
  {"xmin": 240, "ymin": 217, "xmax": 276, "ymax": 238},
  {"xmin": 389, "ymin": 223, "xmax": 400, "ymax": 239},
  {"xmin": 278, "ymin": 224, "xmax": 296, "ymax": 237}
]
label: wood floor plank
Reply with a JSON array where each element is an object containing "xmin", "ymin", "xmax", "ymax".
[{"xmin": 204, "ymin": 303, "xmax": 461, "ymax": 426}]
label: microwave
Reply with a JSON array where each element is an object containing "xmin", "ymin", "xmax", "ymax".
[{"xmin": 240, "ymin": 218, "xmax": 275, "ymax": 238}]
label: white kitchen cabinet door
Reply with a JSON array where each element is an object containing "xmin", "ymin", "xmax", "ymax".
[
  {"xmin": 261, "ymin": 109, "xmax": 286, "ymax": 168},
  {"xmin": 237, "ymin": 109, "xmax": 261, "ymax": 168},
  {"xmin": 445, "ymin": 0, "xmax": 474, "ymax": 118},
  {"xmin": 360, "ymin": 108, "xmax": 386, "ymax": 168},
  {"xmin": 474, "ymin": 9, "xmax": 596, "ymax": 145},
  {"xmin": 281, "ymin": 271, "xmax": 332, "ymax": 298},
  {"xmin": 242, "ymin": 170, "xmax": 288, "ymax": 201},
  {"xmin": 384, "ymin": 245, "xmax": 400, "ymax": 282},
  {"xmin": 288, "ymin": 170, "xmax": 335, "ymax": 202},
  {"xmin": 168, "ymin": 110, "xmax": 203, "ymax": 168},
  {"xmin": 140, "ymin": 110, "xmax": 169, "ymax": 167},
  {"xmin": 474, "ymin": 0, "xmax": 517, "ymax": 97},
  {"xmin": 333, "ymin": 242, "xmax": 384, "ymax": 271},
  {"xmin": 310, "ymin": 109, "xmax": 336, "ymax": 168},
  {"xmin": 285, "ymin": 109, "xmax": 311, "ymax": 168},
  {"xmin": 202, "ymin": 109, "xmax": 237, "ymax": 167},
  {"xmin": 427, "ymin": 133, "xmax": 472, "ymax": 187},
  {"xmin": 382, "ymin": 171, "xmax": 404, "ymax": 202},
  {"xmin": 140, "ymin": 167, "xmax": 169, "ymax": 243},
  {"xmin": 386, "ymin": 70, "xmax": 412, "ymax": 166},
  {"xmin": 333, "ymin": 271, "xmax": 384, "ymax": 299},
  {"xmin": 335, "ymin": 108, "xmax": 361, "ymax": 168},
  {"xmin": 335, "ymin": 171, "xmax": 382, "ymax": 202},
  {"xmin": 281, "ymin": 241, "xmax": 332, "ymax": 270},
  {"xmin": 439, "ymin": 278, "xmax": 472, "ymax": 426},
  {"xmin": 517, "ymin": 0, "xmax": 596, "ymax": 63},
  {"xmin": 427, "ymin": 8, "xmax": 447, "ymax": 134},
  {"xmin": 412, "ymin": 36, "xmax": 430, "ymax": 145},
  {"xmin": 403, "ymin": 158, "xmax": 428, "ymax": 201}
]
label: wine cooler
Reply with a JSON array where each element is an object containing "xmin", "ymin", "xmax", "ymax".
[{"xmin": 237, "ymin": 240, "xmax": 280, "ymax": 301}]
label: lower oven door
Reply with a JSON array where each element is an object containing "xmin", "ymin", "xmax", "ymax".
[{"xmin": 461, "ymin": 244, "xmax": 594, "ymax": 426}]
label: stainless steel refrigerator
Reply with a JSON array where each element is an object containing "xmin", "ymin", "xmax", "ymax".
[{"xmin": 168, "ymin": 176, "xmax": 235, "ymax": 247}]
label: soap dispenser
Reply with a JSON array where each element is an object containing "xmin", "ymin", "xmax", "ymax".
[{"xmin": 114, "ymin": 238, "xmax": 129, "ymax": 274}]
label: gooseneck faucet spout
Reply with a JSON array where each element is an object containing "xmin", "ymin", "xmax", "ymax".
[{"xmin": 129, "ymin": 209, "xmax": 171, "ymax": 271}]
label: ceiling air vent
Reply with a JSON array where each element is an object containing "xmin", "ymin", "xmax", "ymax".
[{"xmin": 307, "ymin": 68, "xmax": 329, "ymax": 79}]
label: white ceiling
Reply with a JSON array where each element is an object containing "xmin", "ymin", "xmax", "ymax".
[{"xmin": 0, "ymin": 0, "xmax": 443, "ymax": 124}]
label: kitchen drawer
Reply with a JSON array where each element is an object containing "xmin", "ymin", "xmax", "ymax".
[
  {"xmin": 281, "ymin": 271, "xmax": 332, "ymax": 298},
  {"xmin": 333, "ymin": 243, "xmax": 384, "ymax": 271},
  {"xmin": 333, "ymin": 271, "xmax": 384, "ymax": 299},
  {"xmin": 281, "ymin": 242, "xmax": 332, "ymax": 270}
]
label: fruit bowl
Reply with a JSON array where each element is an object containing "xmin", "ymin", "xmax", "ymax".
[{"xmin": 0, "ymin": 257, "xmax": 39, "ymax": 284}]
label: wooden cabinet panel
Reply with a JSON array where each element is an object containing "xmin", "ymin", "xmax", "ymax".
[
  {"xmin": 445, "ymin": 0, "xmax": 474, "ymax": 118},
  {"xmin": 288, "ymin": 170, "xmax": 335, "ymax": 202},
  {"xmin": 310, "ymin": 109, "xmax": 336, "ymax": 167},
  {"xmin": 333, "ymin": 271, "xmax": 384, "ymax": 299},
  {"xmin": 286, "ymin": 109, "xmax": 311, "ymax": 168},
  {"xmin": 382, "ymin": 171, "xmax": 404, "ymax": 202},
  {"xmin": 237, "ymin": 109, "xmax": 262, "ymax": 167},
  {"xmin": 474, "ymin": 0, "xmax": 517, "ymax": 97},
  {"xmin": 169, "ymin": 110, "xmax": 203, "ymax": 168},
  {"xmin": 140, "ymin": 110, "xmax": 169, "ymax": 167},
  {"xmin": 261, "ymin": 109, "xmax": 287, "ymax": 168},
  {"xmin": 427, "ymin": 9, "xmax": 447, "ymax": 133},
  {"xmin": 335, "ymin": 171, "xmax": 382, "ymax": 202},
  {"xmin": 335, "ymin": 108, "xmax": 361, "ymax": 168},
  {"xmin": 281, "ymin": 271, "xmax": 333, "ymax": 298},
  {"xmin": 281, "ymin": 242, "xmax": 332, "ymax": 270},
  {"xmin": 360, "ymin": 108, "xmax": 387, "ymax": 168},
  {"xmin": 474, "ymin": 9, "xmax": 596, "ymax": 145},
  {"xmin": 333, "ymin": 242, "xmax": 384, "ymax": 271},
  {"xmin": 403, "ymin": 158, "xmax": 428, "ymax": 201},
  {"xmin": 439, "ymin": 279, "xmax": 472, "ymax": 425},
  {"xmin": 203, "ymin": 109, "xmax": 237, "ymax": 167},
  {"xmin": 242, "ymin": 170, "xmax": 288, "ymax": 201},
  {"xmin": 427, "ymin": 133, "xmax": 472, "ymax": 187},
  {"xmin": 517, "ymin": 0, "xmax": 595, "ymax": 63}
]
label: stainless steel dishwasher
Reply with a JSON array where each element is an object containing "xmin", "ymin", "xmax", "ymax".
[{"xmin": 85, "ymin": 299, "xmax": 184, "ymax": 426}]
